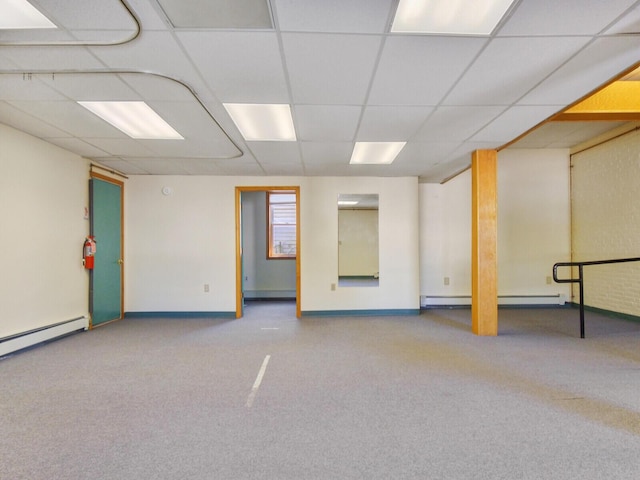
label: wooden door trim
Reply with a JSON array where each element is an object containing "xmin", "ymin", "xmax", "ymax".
[{"xmin": 235, "ymin": 186, "xmax": 301, "ymax": 318}]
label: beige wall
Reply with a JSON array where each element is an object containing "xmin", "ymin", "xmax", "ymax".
[
  {"xmin": 0, "ymin": 124, "xmax": 89, "ymax": 338},
  {"xmin": 571, "ymin": 130, "xmax": 640, "ymax": 316},
  {"xmin": 125, "ymin": 175, "xmax": 420, "ymax": 314},
  {"xmin": 419, "ymin": 148, "xmax": 572, "ymax": 306}
]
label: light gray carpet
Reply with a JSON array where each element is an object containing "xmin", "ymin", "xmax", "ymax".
[{"xmin": 2, "ymin": 303, "xmax": 640, "ymax": 479}]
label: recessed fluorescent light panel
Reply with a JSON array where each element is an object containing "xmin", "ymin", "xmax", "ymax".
[
  {"xmin": 224, "ymin": 103, "xmax": 296, "ymax": 141},
  {"xmin": 391, "ymin": 0, "xmax": 516, "ymax": 35},
  {"xmin": 78, "ymin": 101, "xmax": 183, "ymax": 139},
  {"xmin": 0, "ymin": 0, "xmax": 56, "ymax": 29},
  {"xmin": 350, "ymin": 142, "xmax": 406, "ymax": 165}
]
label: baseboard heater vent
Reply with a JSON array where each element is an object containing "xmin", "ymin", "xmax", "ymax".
[
  {"xmin": 421, "ymin": 295, "xmax": 566, "ymax": 308},
  {"xmin": 0, "ymin": 316, "xmax": 88, "ymax": 358}
]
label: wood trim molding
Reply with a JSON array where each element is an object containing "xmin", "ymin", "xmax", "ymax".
[{"xmin": 235, "ymin": 186, "xmax": 301, "ymax": 319}]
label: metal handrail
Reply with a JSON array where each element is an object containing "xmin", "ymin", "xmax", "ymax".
[{"xmin": 553, "ymin": 257, "xmax": 640, "ymax": 338}]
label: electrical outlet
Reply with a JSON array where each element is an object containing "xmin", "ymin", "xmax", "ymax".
[
  {"xmin": 331, "ymin": 283, "xmax": 336, "ymax": 291},
  {"xmin": 204, "ymin": 284, "xmax": 210, "ymax": 292},
  {"xmin": 444, "ymin": 277, "xmax": 450, "ymax": 286},
  {"xmin": 546, "ymin": 276, "xmax": 552, "ymax": 285}
]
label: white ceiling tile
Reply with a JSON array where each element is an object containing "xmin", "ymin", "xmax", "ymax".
[
  {"xmin": 273, "ymin": 0, "xmax": 394, "ymax": 33},
  {"xmin": 1, "ymin": 0, "xmax": 639, "ymax": 179},
  {"xmin": 0, "ymin": 75, "xmax": 66, "ymax": 101},
  {"xmin": 301, "ymin": 141, "xmax": 353, "ymax": 165},
  {"xmin": 0, "ymin": 101, "xmax": 72, "ymax": 138},
  {"xmin": 149, "ymin": 101, "xmax": 235, "ymax": 142},
  {"xmin": 498, "ymin": 0, "xmax": 637, "ymax": 36},
  {"xmin": 419, "ymin": 156, "xmax": 473, "ymax": 183},
  {"xmin": 295, "ymin": 105, "xmax": 361, "ymax": 141},
  {"xmin": 444, "ymin": 37, "xmax": 590, "ymax": 106},
  {"xmin": 175, "ymin": 159, "xmax": 226, "ymax": 175},
  {"xmin": 509, "ymin": 122, "xmax": 584, "ymax": 148},
  {"xmin": 414, "ymin": 106, "xmax": 506, "ymax": 142},
  {"xmin": 121, "ymin": 73, "xmax": 196, "ymax": 102},
  {"xmin": 368, "ymin": 36, "xmax": 487, "ymax": 105},
  {"xmin": 304, "ymin": 162, "xmax": 353, "ymax": 176},
  {"xmin": 111, "ymin": 158, "xmax": 190, "ymax": 175},
  {"xmin": 214, "ymin": 160, "xmax": 265, "ymax": 175},
  {"xmin": 283, "ymin": 33, "xmax": 382, "ymax": 104},
  {"xmin": 46, "ymin": 137, "xmax": 111, "ymax": 156},
  {"xmin": 0, "ymin": 46, "xmax": 104, "ymax": 70},
  {"xmin": 512, "ymin": 121, "xmax": 628, "ymax": 148},
  {"xmin": 7, "ymin": 100, "xmax": 126, "ymax": 137},
  {"xmin": 249, "ymin": 142, "xmax": 302, "ymax": 164},
  {"xmin": 177, "ymin": 31, "xmax": 288, "ymax": 103},
  {"xmin": 470, "ymin": 106, "xmax": 560, "ymax": 143},
  {"xmin": 358, "ymin": 106, "xmax": 433, "ymax": 141},
  {"xmin": 0, "ymin": 28, "xmax": 77, "ymax": 45},
  {"xmin": 521, "ymin": 37, "xmax": 640, "ymax": 106},
  {"xmin": 262, "ymin": 163, "xmax": 305, "ymax": 175},
  {"xmin": 606, "ymin": 1, "xmax": 640, "ymax": 34},
  {"xmin": 395, "ymin": 142, "xmax": 460, "ymax": 166},
  {"xmin": 89, "ymin": 31, "xmax": 199, "ymax": 80},
  {"xmin": 39, "ymin": 73, "xmax": 139, "ymax": 101},
  {"xmin": 122, "ymin": 0, "xmax": 170, "ymax": 30},
  {"xmin": 0, "ymin": 53, "xmax": 19, "ymax": 69},
  {"xmin": 33, "ymin": 0, "xmax": 139, "ymax": 30},
  {"xmin": 141, "ymin": 137, "xmax": 242, "ymax": 159},
  {"xmin": 93, "ymin": 158, "xmax": 150, "ymax": 175},
  {"xmin": 83, "ymin": 138, "xmax": 157, "ymax": 156}
]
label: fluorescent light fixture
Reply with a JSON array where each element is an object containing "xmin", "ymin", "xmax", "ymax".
[
  {"xmin": 0, "ymin": 0, "xmax": 56, "ymax": 29},
  {"xmin": 350, "ymin": 142, "xmax": 406, "ymax": 165},
  {"xmin": 391, "ymin": 0, "xmax": 516, "ymax": 35},
  {"xmin": 78, "ymin": 101, "xmax": 183, "ymax": 139},
  {"xmin": 338, "ymin": 200, "xmax": 359, "ymax": 206},
  {"xmin": 223, "ymin": 103, "xmax": 296, "ymax": 141}
]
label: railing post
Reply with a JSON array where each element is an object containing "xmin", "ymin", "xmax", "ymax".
[{"xmin": 578, "ymin": 264, "xmax": 585, "ymax": 339}]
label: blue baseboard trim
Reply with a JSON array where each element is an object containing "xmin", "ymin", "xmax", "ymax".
[
  {"xmin": 301, "ymin": 309, "xmax": 420, "ymax": 317},
  {"xmin": 124, "ymin": 311, "xmax": 236, "ymax": 319}
]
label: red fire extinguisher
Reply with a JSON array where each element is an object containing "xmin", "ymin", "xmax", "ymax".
[{"xmin": 83, "ymin": 236, "xmax": 97, "ymax": 269}]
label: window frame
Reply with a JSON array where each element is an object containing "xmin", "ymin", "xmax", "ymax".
[{"xmin": 266, "ymin": 191, "xmax": 297, "ymax": 259}]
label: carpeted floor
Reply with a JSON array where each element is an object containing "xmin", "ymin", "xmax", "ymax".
[{"xmin": 2, "ymin": 303, "xmax": 640, "ymax": 479}]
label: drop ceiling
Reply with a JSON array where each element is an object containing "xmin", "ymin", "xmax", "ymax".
[{"xmin": 1, "ymin": 0, "xmax": 640, "ymax": 182}]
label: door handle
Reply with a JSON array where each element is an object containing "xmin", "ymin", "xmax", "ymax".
[{"xmin": 117, "ymin": 259, "xmax": 124, "ymax": 265}]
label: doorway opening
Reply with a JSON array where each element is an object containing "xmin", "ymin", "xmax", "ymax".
[{"xmin": 235, "ymin": 186, "xmax": 300, "ymax": 318}]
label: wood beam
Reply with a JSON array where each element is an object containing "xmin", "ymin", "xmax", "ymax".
[
  {"xmin": 554, "ymin": 82, "xmax": 640, "ymax": 121},
  {"xmin": 471, "ymin": 150, "xmax": 498, "ymax": 336}
]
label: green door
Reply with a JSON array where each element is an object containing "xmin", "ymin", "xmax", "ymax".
[{"xmin": 90, "ymin": 177, "xmax": 123, "ymax": 327}]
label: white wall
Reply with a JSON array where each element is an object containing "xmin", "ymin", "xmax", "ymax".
[
  {"xmin": 125, "ymin": 176, "xmax": 420, "ymax": 314},
  {"xmin": 419, "ymin": 170, "xmax": 472, "ymax": 303},
  {"xmin": 0, "ymin": 124, "xmax": 89, "ymax": 338},
  {"xmin": 301, "ymin": 177, "xmax": 419, "ymax": 312},
  {"xmin": 571, "ymin": 130, "xmax": 640, "ymax": 316},
  {"xmin": 419, "ymin": 149, "xmax": 572, "ymax": 306},
  {"xmin": 498, "ymin": 149, "xmax": 572, "ymax": 303},
  {"xmin": 242, "ymin": 190, "xmax": 296, "ymax": 298}
]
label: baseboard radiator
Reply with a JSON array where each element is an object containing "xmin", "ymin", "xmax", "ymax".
[
  {"xmin": 421, "ymin": 294, "xmax": 567, "ymax": 308},
  {"xmin": 0, "ymin": 316, "xmax": 88, "ymax": 358}
]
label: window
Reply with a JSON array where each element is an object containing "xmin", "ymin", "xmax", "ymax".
[{"xmin": 267, "ymin": 192, "xmax": 296, "ymax": 258}]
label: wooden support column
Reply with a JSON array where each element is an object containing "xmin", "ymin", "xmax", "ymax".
[{"xmin": 471, "ymin": 149, "xmax": 498, "ymax": 336}]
